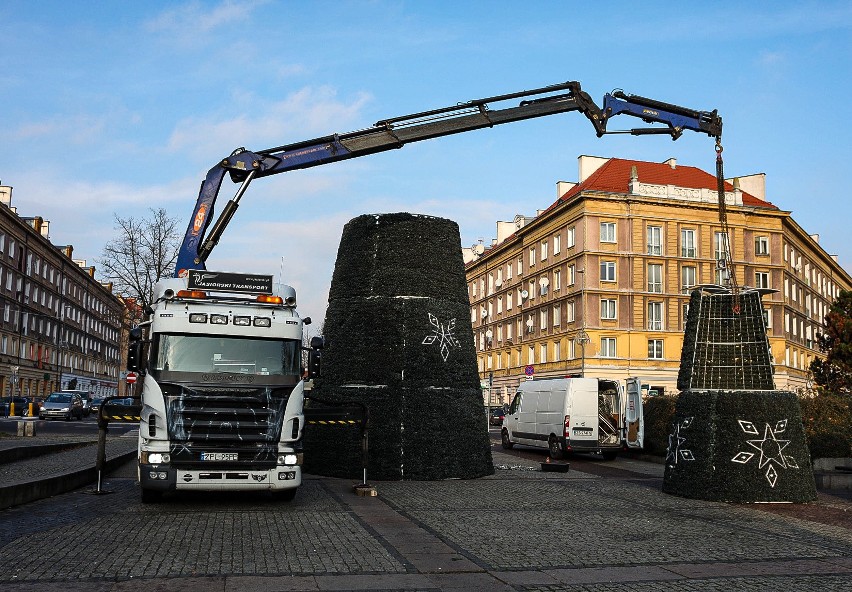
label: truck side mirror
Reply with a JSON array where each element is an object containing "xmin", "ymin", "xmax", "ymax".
[
  {"xmin": 127, "ymin": 326, "xmax": 143, "ymax": 372},
  {"xmin": 307, "ymin": 336, "xmax": 324, "ymax": 379}
]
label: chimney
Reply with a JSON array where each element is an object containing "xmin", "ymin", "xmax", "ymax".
[
  {"xmin": 664, "ymin": 158, "xmax": 677, "ymax": 169},
  {"xmin": 809, "ymin": 234, "xmax": 820, "ymax": 244},
  {"xmin": 629, "ymin": 165, "xmax": 639, "ymax": 194},
  {"xmin": 556, "ymin": 181, "xmax": 576, "ymax": 198}
]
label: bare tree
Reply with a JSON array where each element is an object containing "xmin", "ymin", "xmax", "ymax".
[{"xmin": 97, "ymin": 208, "xmax": 181, "ymax": 314}]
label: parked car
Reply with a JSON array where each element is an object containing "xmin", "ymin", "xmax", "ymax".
[
  {"xmin": 39, "ymin": 392, "xmax": 84, "ymax": 421},
  {"xmin": 3, "ymin": 397, "xmax": 33, "ymax": 417},
  {"xmin": 89, "ymin": 397, "xmax": 104, "ymax": 415},
  {"xmin": 489, "ymin": 407, "xmax": 505, "ymax": 426}
]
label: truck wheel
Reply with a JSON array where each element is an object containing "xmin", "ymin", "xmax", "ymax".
[
  {"xmin": 501, "ymin": 430, "xmax": 514, "ymax": 449},
  {"xmin": 141, "ymin": 488, "xmax": 164, "ymax": 503},
  {"xmin": 548, "ymin": 437, "xmax": 564, "ymax": 460},
  {"xmin": 275, "ymin": 489, "xmax": 297, "ymax": 502}
]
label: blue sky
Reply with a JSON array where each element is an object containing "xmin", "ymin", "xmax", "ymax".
[{"xmin": 2, "ymin": 1, "xmax": 851, "ymax": 322}]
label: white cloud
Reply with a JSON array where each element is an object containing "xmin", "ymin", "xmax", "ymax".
[
  {"xmin": 166, "ymin": 86, "xmax": 373, "ymax": 160},
  {"xmin": 144, "ymin": 0, "xmax": 262, "ymax": 35}
]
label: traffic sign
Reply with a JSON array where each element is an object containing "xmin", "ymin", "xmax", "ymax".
[
  {"xmin": 126, "ymin": 372, "xmax": 138, "ymax": 384},
  {"xmin": 524, "ymin": 365, "xmax": 535, "ymax": 376}
]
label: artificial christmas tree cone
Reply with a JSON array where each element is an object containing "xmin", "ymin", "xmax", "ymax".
[
  {"xmin": 665, "ymin": 287, "xmax": 816, "ymax": 502},
  {"xmin": 303, "ymin": 213, "xmax": 493, "ymax": 480}
]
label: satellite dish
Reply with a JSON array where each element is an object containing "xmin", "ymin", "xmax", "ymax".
[
  {"xmin": 481, "ymin": 309, "xmax": 488, "ymax": 318},
  {"xmin": 540, "ymin": 277, "xmax": 550, "ymax": 286},
  {"xmin": 485, "ymin": 330, "xmax": 493, "ymax": 338},
  {"xmin": 526, "ymin": 318, "xmax": 533, "ymax": 327},
  {"xmin": 520, "ymin": 290, "xmax": 529, "ymax": 299},
  {"xmin": 495, "ymin": 279, "xmax": 502, "ymax": 287}
]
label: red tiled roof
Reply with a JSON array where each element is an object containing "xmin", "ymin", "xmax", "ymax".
[{"xmin": 557, "ymin": 158, "xmax": 776, "ymax": 209}]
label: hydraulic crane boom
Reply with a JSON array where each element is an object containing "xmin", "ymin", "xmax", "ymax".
[{"xmin": 175, "ymin": 80, "xmax": 722, "ymax": 276}]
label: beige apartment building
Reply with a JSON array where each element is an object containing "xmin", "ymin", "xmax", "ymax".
[
  {"xmin": 0, "ymin": 184, "xmax": 125, "ymax": 405},
  {"xmin": 465, "ymin": 156, "xmax": 852, "ymax": 407}
]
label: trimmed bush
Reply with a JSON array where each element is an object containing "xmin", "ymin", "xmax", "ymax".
[
  {"xmin": 304, "ymin": 213, "xmax": 493, "ymax": 480},
  {"xmin": 642, "ymin": 395, "xmax": 677, "ymax": 456},
  {"xmin": 663, "ymin": 390, "xmax": 816, "ymax": 503},
  {"xmin": 798, "ymin": 391, "xmax": 852, "ymax": 459}
]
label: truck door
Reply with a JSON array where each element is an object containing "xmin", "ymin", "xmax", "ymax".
[
  {"xmin": 506, "ymin": 391, "xmax": 522, "ymax": 443},
  {"xmin": 624, "ymin": 378, "xmax": 645, "ymax": 449}
]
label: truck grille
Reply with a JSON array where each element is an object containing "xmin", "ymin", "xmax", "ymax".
[{"xmin": 160, "ymin": 384, "xmax": 292, "ymax": 468}]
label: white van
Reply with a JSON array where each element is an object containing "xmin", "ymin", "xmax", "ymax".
[{"xmin": 501, "ymin": 377, "xmax": 644, "ymax": 460}]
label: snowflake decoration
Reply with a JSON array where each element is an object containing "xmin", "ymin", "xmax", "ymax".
[
  {"xmin": 731, "ymin": 419, "xmax": 798, "ymax": 488},
  {"xmin": 422, "ymin": 313, "xmax": 460, "ymax": 362},
  {"xmin": 665, "ymin": 416, "xmax": 695, "ymax": 467}
]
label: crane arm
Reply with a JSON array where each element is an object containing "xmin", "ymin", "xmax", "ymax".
[{"xmin": 175, "ymin": 81, "xmax": 721, "ymax": 276}]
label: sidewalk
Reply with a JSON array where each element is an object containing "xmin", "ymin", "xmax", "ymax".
[
  {"xmin": 0, "ymin": 436, "xmax": 850, "ymax": 591},
  {"xmin": 0, "ymin": 429, "xmax": 138, "ymax": 510}
]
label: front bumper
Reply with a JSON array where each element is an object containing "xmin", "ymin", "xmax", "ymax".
[{"xmin": 139, "ymin": 463, "xmax": 301, "ymax": 492}]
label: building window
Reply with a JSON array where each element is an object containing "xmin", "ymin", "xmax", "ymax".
[
  {"xmin": 601, "ymin": 261, "xmax": 616, "ymax": 282},
  {"xmin": 554, "ymin": 304, "xmax": 561, "ymax": 326},
  {"xmin": 648, "ymin": 339, "xmax": 664, "ymax": 359},
  {"xmin": 540, "ymin": 343, "xmax": 548, "ymax": 364},
  {"xmin": 600, "ymin": 222, "xmax": 616, "ymax": 243},
  {"xmin": 682, "ymin": 265, "xmax": 697, "ymax": 294},
  {"xmin": 541, "ymin": 240, "xmax": 548, "ymax": 261},
  {"xmin": 528, "ymin": 345, "xmax": 535, "ymax": 364},
  {"xmin": 567, "ymin": 301, "xmax": 575, "ymax": 322},
  {"xmin": 553, "ymin": 341, "xmax": 561, "ymax": 362},
  {"xmin": 540, "ymin": 309, "xmax": 548, "ymax": 330},
  {"xmin": 647, "ymin": 264, "xmax": 663, "ymax": 293},
  {"xmin": 648, "ymin": 301, "xmax": 664, "ymax": 331},
  {"xmin": 517, "ymin": 256, "xmax": 523, "ymax": 275},
  {"xmin": 553, "ymin": 234, "xmax": 561, "ymax": 255},
  {"xmin": 529, "ymin": 247, "xmax": 536, "ymax": 267},
  {"xmin": 568, "ymin": 264, "xmax": 575, "ymax": 286},
  {"xmin": 755, "ymin": 271, "xmax": 770, "ymax": 290},
  {"xmin": 553, "ymin": 268, "xmax": 561, "ymax": 291},
  {"xmin": 714, "ymin": 231, "xmax": 729, "ymax": 261},
  {"xmin": 601, "ymin": 337, "xmax": 617, "ymax": 358},
  {"xmin": 507, "ymin": 292, "xmax": 513, "ymax": 310},
  {"xmin": 755, "ymin": 236, "xmax": 769, "ymax": 256},
  {"xmin": 681, "ymin": 229, "xmax": 696, "ymax": 258},
  {"xmin": 567, "ymin": 226, "xmax": 575, "ymax": 248},
  {"xmin": 601, "ymin": 299, "xmax": 617, "ymax": 320},
  {"xmin": 647, "ymin": 225, "xmax": 662, "ymax": 255}
]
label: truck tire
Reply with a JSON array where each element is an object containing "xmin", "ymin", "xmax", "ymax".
[
  {"xmin": 548, "ymin": 436, "xmax": 564, "ymax": 460},
  {"xmin": 501, "ymin": 429, "xmax": 514, "ymax": 449},
  {"xmin": 141, "ymin": 488, "xmax": 164, "ymax": 503}
]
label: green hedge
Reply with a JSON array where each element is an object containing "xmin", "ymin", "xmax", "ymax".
[
  {"xmin": 663, "ymin": 390, "xmax": 816, "ymax": 502},
  {"xmin": 642, "ymin": 395, "xmax": 678, "ymax": 456},
  {"xmin": 798, "ymin": 391, "xmax": 852, "ymax": 459},
  {"xmin": 304, "ymin": 213, "xmax": 493, "ymax": 481}
]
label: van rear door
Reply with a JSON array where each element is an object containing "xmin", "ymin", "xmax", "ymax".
[
  {"xmin": 567, "ymin": 379, "xmax": 598, "ymax": 448},
  {"xmin": 624, "ymin": 378, "xmax": 645, "ymax": 449}
]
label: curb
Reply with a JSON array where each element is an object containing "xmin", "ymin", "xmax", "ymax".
[
  {"xmin": 0, "ymin": 449, "xmax": 137, "ymax": 510},
  {"xmin": 0, "ymin": 441, "xmax": 95, "ymax": 464}
]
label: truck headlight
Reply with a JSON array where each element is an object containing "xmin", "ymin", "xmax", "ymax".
[
  {"xmin": 147, "ymin": 453, "xmax": 170, "ymax": 464},
  {"xmin": 278, "ymin": 454, "xmax": 298, "ymax": 465}
]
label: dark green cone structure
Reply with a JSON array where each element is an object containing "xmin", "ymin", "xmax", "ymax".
[
  {"xmin": 303, "ymin": 213, "xmax": 493, "ymax": 480},
  {"xmin": 664, "ymin": 287, "xmax": 816, "ymax": 502}
]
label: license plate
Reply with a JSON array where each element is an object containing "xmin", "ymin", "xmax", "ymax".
[
  {"xmin": 573, "ymin": 428, "xmax": 593, "ymax": 435},
  {"xmin": 201, "ymin": 452, "xmax": 238, "ymax": 461}
]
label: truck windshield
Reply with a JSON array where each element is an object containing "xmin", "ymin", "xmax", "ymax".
[{"xmin": 153, "ymin": 334, "xmax": 300, "ymax": 376}]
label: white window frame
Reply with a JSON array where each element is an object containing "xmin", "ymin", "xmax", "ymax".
[
  {"xmin": 601, "ymin": 299, "xmax": 617, "ymax": 320},
  {"xmin": 755, "ymin": 236, "xmax": 769, "ymax": 256},
  {"xmin": 600, "ymin": 222, "xmax": 616, "ymax": 243},
  {"xmin": 601, "ymin": 261, "xmax": 616, "ymax": 282},
  {"xmin": 682, "ymin": 265, "xmax": 697, "ymax": 294},
  {"xmin": 567, "ymin": 226, "xmax": 575, "ymax": 248},
  {"xmin": 647, "ymin": 264, "xmax": 663, "ymax": 293},
  {"xmin": 647, "ymin": 225, "xmax": 662, "ymax": 256},
  {"xmin": 755, "ymin": 271, "xmax": 770, "ymax": 290},
  {"xmin": 648, "ymin": 339, "xmax": 664, "ymax": 359},
  {"xmin": 648, "ymin": 301, "xmax": 664, "ymax": 331},
  {"xmin": 681, "ymin": 229, "xmax": 696, "ymax": 258},
  {"xmin": 600, "ymin": 337, "xmax": 617, "ymax": 358}
]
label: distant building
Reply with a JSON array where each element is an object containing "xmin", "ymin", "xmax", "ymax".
[
  {"xmin": 464, "ymin": 156, "xmax": 852, "ymax": 406},
  {"xmin": 0, "ymin": 183, "xmax": 124, "ymax": 402}
]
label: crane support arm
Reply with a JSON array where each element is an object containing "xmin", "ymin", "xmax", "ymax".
[{"xmin": 175, "ymin": 81, "xmax": 720, "ymax": 276}]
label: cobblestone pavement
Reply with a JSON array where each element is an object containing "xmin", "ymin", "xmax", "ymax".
[{"xmin": 0, "ymin": 446, "xmax": 849, "ymax": 591}]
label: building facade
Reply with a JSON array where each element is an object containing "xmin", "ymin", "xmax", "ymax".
[
  {"xmin": 465, "ymin": 156, "xmax": 852, "ymax": 407},
  {"xmin": 0, "ymin": 184, "xmax": 124, "ymax": 404}
]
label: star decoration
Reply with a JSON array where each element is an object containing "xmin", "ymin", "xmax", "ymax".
[
  {"xmin": 422, "ymin": 313, "xmax": 460, "ymax": 362},
  {"xmin": 665, "ymin": 416, "xmax": 695, "ymax": 467},
  {"xmin": 732, "ymin": 419, "xmax": 798, "ymax": 488}
]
